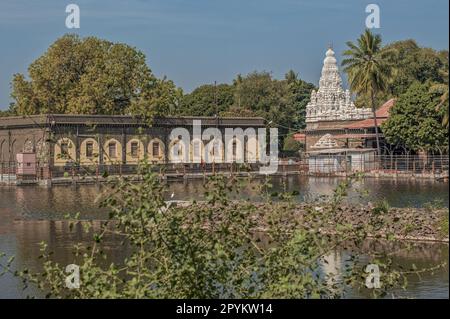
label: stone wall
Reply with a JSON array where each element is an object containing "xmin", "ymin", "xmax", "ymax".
[{"xmin": 0, "ymin": 115, "xmax": 266, "ymax": 167}]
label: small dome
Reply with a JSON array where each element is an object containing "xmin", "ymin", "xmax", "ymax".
[
  {"xmin": 326, "ymin": 48, "xmax": 335, "ymax": 57},
  {"xmin": 323, "ymin": 48, "xmax": 336, "ymax": 65}
]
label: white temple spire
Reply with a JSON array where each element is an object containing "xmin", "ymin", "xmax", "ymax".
[{"xmin": 306, "ymin": 47, "xmax": 372, "ymax": 123}]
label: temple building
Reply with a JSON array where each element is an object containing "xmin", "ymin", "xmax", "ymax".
[
  {"xmin": 305, "ymin": 47, "xmax": 372, "ymax": 123},
  {"xmin": 296, "ymin": 47, "xmax": 394, "ymax": 153}
]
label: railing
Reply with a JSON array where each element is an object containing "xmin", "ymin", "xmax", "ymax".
[
  {"xmin": 48, "ymin": 162, "xmax": 266, "ymax": 179},
  {"xmin": 307, "ymin": 154, "xmax": 449, "ymax": 175},
  {"xmin": 2, "ymin": 155, "xmax": 448, "ymax": 183},
  {"xmin": 377, "ymin": 155, "xmax": 449, "ymax": 174},
  {"xmin": 0, "ymin": 161, "xmax": 17, "ymax": 182}
]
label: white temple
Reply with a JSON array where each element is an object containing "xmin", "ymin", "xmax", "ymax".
[{"xmin": 305, "ymin": 47, "xmax": 372, "ymax": 123}]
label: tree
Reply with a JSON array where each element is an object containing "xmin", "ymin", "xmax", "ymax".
[
  {"xmin": 284, "ymin": 70, "xmax": 316, "ymax": 130},
  {"xmin": 180, "ymin": 83, "xmax": 234, "ymax": 116},
  {"xmin": 10, "ymin": 34, "xmax": 178, "ymax": 119},
  {"xmin": 381, "ymin": 82, "xmax": 448, "ymax": 153},
  {"xmin": 342, "ymin": 29, "xmax": 396, "ymax": 154},
  {"xmin": 283, "ymin": 134, "xmax": 302, "ymax": 152},
  {"xmin": 0, "ymin": 109, "xmax": 12, "ymax": 117},
  {"xmin": 229, "ymin": 72, "xmax": 295, "ymax": 147},
  {"xmin": 383, "ymin": 40, "xmax": 448, "ymax": 97},
  {"xmin": 429, "ymin": 68, "xmax": 449, "ymax": 129}
]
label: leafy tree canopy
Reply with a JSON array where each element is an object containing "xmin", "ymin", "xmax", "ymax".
[
  {"xmin": 180, "ymin": 83, "xmax": 234, "ymax": 116},
  {"xmin": 381, "ymin": 82, "xmax": 448, "ymax": 153},
  {"xmin": 10, "ymin": 34, "xmax": 180, "ymax": 119},
  {"xmin": 383, "ymin": 39, "xmax": 448, "ymax": 97},
  {"xmin": 232, "ymin": 71, "xmax": 315, "ymax": 127},
  {"xmin": 283, "ymin": 135, "xmax": 302, "ymax": 152}
]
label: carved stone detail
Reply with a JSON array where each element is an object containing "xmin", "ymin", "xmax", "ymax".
[
  {"xmin": 306, "ymin": 48, "xmax": 372, "ymax": 123},
  {"xmin": 311, "ymin": 134, "xmax": 338, "ymax": 149}
]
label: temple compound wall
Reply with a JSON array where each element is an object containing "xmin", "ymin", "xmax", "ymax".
[{"xmin": 0, "ymin": 115, "xmax": 266, "ymax": 168}]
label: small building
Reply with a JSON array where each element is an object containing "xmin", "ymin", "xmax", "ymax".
[
  {"xmin": 16, "ymin": 152, "xmax": 37, "ymax": 180},
  {"xmin": 308, "ymin": 148, "xmax": 377, "ymax": 174}
]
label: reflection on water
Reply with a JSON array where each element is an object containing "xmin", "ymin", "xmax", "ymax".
[
  {"xmin": 320, "ymin": 240, "xmax": 449, "ymax": 299},
  {"xmin": 0, "ymin": 176, "xmax": 448, "ymax": 298}
]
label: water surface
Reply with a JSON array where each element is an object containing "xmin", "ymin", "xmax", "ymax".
[{"xmin": 0, "ymin": 176, "xmax": 448, "ymax": 298}]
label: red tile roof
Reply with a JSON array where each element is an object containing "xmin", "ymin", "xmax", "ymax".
[
  {"xmin": 293, "ymin": 133, "xmax": 306, "ymax": 141},
  {"xmin": 346, "ymin": 98, "xmax": 395, "ymax": 129},
  {"xmin": 375, "ymin": 98, "xmax": 395, "ymax": 118}
]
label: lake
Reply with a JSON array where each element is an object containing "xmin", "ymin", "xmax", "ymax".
[{"xmin": 0, "ymin": 176, "xmax": 448, "ymax": 298}]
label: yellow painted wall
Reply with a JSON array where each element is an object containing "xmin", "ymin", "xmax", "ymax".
[
  {"xmin": 126, "ymin": 139, "xmax": 145, "ymax": 164},
  {"xmin": 54, "ymin": 138, "xmax": 76, "ymax": 166},
  {"xmin": 79, "ymin": 138, "xmax": 100, "ymax": 165},
  {"xmin": 148, "ymin": 138, "xmax": 165, "ymax": 163},
  {"xmin": 103, "ymin": 138, "xmax": 122, "ymax": 164}
]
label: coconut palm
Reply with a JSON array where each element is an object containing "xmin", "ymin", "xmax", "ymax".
[
  {"xmin": 342, "ymin": 29, "xmax": 396, "ymax": 154},
  {"xmin": 430, "ymin": 69, "xmax": 449, "ymax": 129}
]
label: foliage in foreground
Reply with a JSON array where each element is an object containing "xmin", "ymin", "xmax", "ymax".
[{"xmin": 0, "ymin": 164, "xmax": 445, "ymax": 298}]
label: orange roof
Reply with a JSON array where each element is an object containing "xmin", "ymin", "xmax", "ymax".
[
  {"xmin": 333, "ymin": 133, "xmax": 378, "ymax": 139},
  {"xmin": 346, "ymin": 117, "xmax": 389, "ymax": 129},
  {"xmin": 375, "ymin": 98, "xmax": 395, "ymax": 118},
  {"xmin": 293, "ymin": 133, "xmax": 306, "ymax": 141},
  {"xmin": 346, "ymin": 98, "xmax": 395, "ymax": 129}
]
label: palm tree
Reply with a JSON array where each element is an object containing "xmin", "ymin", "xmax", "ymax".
[
  {"xmin": 342, "ymin": 29, "xmax": 396, "ymax": 154},
  {"xmin": 430, "ymin": 69, "xmax": 449, "ymax": 129}
]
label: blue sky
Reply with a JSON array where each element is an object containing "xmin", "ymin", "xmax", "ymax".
[{"xmin": 0, "ymin": 0, "xmax": 448, "ymax": 110}]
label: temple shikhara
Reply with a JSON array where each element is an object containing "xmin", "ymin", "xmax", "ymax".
[
  {"xmin": 305, "ymin": 48, "xmax": 372, "ymax": 123},
  {"xmin": 297, "ymin": 47, "xmax": 394, "ymax": 153}
]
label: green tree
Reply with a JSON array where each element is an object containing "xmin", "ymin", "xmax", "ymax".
[
  {"xmin": 381, "ymin": 82, "xmax": 448, "ymax": 153},
  {"xmin": 180, "ymin": 83, "xmax": 234, "ymax": 116},
  {"xmin": 342, "ymin": 29, "xmax": 396, "ymax": 154},
  {"xmin": 383, "ymin": 40, "xmax": 448, "ymax": 97},
  {"xmin": 284, "ymin": 70, "xmax": 316, "ymax": 130},
  {"xmin": 429, "ymin": 68, "xmax": 449, "ymax": 129},
  {"xmin": 282, "ymin": 134, "xmax": 302, "ymax": 152},
  {"xmin": 10, "ymin": 34, "xmax": 178, "ymax": 119},
  {"xmin": 0, "ymin": 109, "xmax": 12, "ymax": 117}
]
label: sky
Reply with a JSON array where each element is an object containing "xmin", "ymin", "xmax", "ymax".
[{"xmin": 0, "ymin": 0, "xmax": 448, "ymax": 110}]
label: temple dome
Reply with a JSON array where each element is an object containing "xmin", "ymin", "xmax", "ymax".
[{"xmin": 323, "ymin": 48, "xmax": 336, "ymax": 65}]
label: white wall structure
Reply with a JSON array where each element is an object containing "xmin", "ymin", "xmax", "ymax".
[{"xmin": 308, "ymin": 149, "xmax": 377, "ymax": 173}]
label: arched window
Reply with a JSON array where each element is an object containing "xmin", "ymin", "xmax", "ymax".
[
  {"xmin": 148, "ymin": 138, "xmax": 165, "ymax": 163},
  {"xmin": 103, "ymin": 138, "xmax": 122, "ymax": 164},
  {"xmin": 80, "ymin": 138, "xmax": 99, "ymax": 165},
  {"xmin": 126, "ymin": 139, "xmax": 145, "ymax": 163},
  {"xmin": 54, "ymin": 138, "xmax": 76, "ymax": 166}
]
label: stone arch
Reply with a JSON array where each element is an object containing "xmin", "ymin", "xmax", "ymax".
[
  {"xmin": 54, "ymin": 137, "xmax": 76, "ymax": 166},
  {"xmin": 126, "ymin": 138, "xmax": 145, "ymax": 164},
  {"xmin": 168, "ymin": 138, "xmax": 188, "ymax": 163},
  {"xmin": 0, "ymin": 139, "xmax": 5, "ymax": 162},
  {"xmin": 204, "ymin": 138, "xmax": 224, "ymax": 163},
  {"xmin": 226, "ymin": 137, "xmax": 244, "ymax": 163},
  {"xmin": 80, "ymin": 138, "xmax": 100, "ymax": 165},
  {"xmin": 148, "ymin": 138, "xmax": 165, "ymax": 163},
  {"xmin": 11, "ymin": 139, "xmax": 17, "ymax": 161},
  {"xmin": 103, "ymin": 138, "xmax": 122, "ymax": 164},
  {"xmin": 190, "ymin": 138, "xmax": 205, "ymax": 163},
  {"xmin": 245, "ymin": 135, "xmax": 259, "ymax": 163}
]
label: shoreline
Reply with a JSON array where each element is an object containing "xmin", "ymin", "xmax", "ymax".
[{"xmin": 1, "ymin": 170, "xmax": 448, "ymax": 187}]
